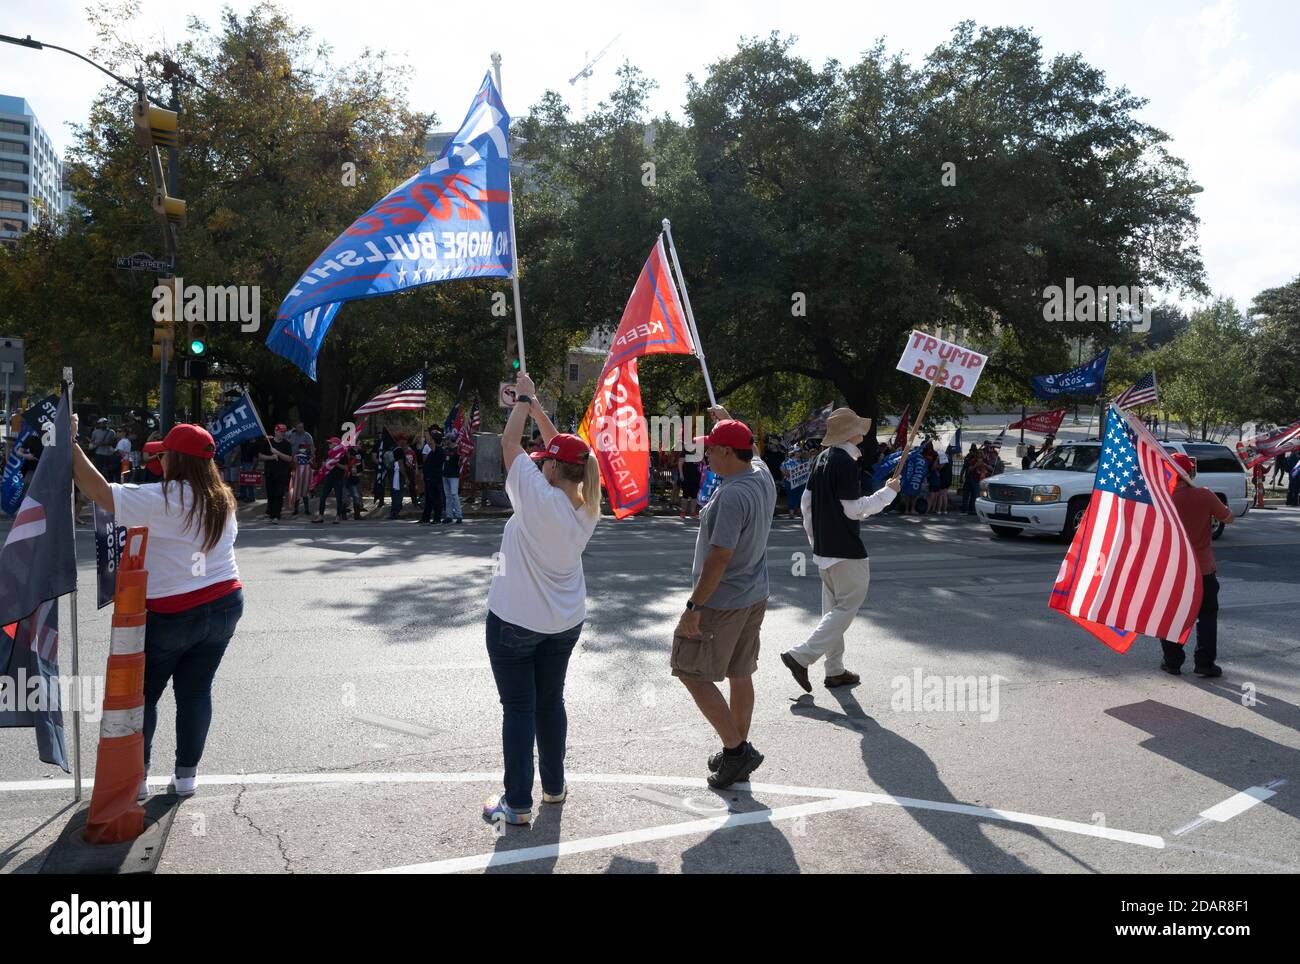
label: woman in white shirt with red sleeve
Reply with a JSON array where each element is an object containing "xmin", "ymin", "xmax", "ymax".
[
  {"xmin": 70, "ymin": 420, "xmax": 242, "ymax": 800},
  {"xmin": 481, "ymin": 373, "xmax": 602, "ymax": 827}
]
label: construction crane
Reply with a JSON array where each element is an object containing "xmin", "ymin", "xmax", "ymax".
[{"xmin": 569, "ymin": 34, "xmax": 620, "ymax": 115}]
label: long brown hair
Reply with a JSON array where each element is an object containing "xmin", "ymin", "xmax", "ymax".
[{"xmin": 161, "ymin": 451, "xmax": 236, "ymax": 553}]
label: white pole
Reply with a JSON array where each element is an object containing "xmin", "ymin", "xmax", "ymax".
[
  {"xmin": 661, "ymin": 219, "xmax": 716, "ymax": 407},
  {"xmin": 62, "ymin": 366, "xmax": 81, "ymax": 803},
  {"xmin": 491, "ymin": 52, "xmax": 527, "ymax": 375}
]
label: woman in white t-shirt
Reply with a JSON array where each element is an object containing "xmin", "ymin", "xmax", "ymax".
[
  {"xmin": 482, "ymin": 373, "xmax": 601, "ymax": 827},
  {"xmin": 71, "ymin": 421, "xmax": 241, "ymax": 801}
]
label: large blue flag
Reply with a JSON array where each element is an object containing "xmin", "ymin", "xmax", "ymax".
[
  {"xmin": 266, "ymin": 73, "xmax": 515, "ymax": 379},
  {"xmin": 207, "ymin": 391, "xmax": 267, "ymax": 460},
  {"xmin": 0, "ymin": 393, "xmax": 76, "ymax": 771},
  {"xmin": 1031, "ymin": 348, "xmax": 1109, "ymax": 400}
]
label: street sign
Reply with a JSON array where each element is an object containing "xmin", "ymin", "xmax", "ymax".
[
  {"xmin": 116, "ymin": 251, "xmax": 175, "ymax": 273},
  {"xmin": 498, "ymin": 381, "xmax": 517, "ymax": 408}
]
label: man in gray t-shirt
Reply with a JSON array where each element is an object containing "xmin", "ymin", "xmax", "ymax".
[{"xmin": 673, "ymin": 408, "xmax": 776, "ymax": 790}]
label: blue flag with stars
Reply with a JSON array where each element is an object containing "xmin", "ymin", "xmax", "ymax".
[
  {"xmin": 1095, "ymin": 408, "xmax": 1154, "ymax": 503},
  {"xmin": 266, "ymin": 72, "xmax": 515, "ymax": 379}
]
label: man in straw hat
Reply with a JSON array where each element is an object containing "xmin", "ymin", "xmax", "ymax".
[{"xmin": 780, "ymin": 407, "xmax": 899, "ymax": 691}]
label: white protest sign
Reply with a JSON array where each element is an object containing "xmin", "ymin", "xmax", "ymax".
[{"xmin": 895, "ymin": 330, "xmax": 988, "ymax": 398}]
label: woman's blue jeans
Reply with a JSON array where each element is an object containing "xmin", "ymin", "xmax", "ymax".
[
  {"xmin": 485, "ymin": 610, "xmax": 582, "ymax": 811},
  {"xmin": 142, "ymin": 589, "xmax": 243, "ymax": 775}
]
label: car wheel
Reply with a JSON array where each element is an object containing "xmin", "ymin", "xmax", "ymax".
[
  {"xmin": 1211, "ymin": 517, "xmax": 1226, "ymax": 540},
  {"xmin": 1062, "ymin": 497, "xmax": 1089, "ymax": 540},
  {"xmin": 990, "ymin": 525, "xmax": 1021, "ymax": 538}
]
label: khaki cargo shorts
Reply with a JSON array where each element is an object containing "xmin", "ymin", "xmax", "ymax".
[{"xmin": 670, "ymin": 599, "xmax": 768, "ymax": 682}]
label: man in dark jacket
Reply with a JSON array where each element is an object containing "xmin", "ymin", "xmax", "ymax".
[{"xmin": 419, "ymin": 428, "xmax": 447, "ymax": 524}]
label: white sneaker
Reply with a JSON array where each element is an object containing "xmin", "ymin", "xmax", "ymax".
[
  {"xmin": 169, "ymin": 775, "xmax": 197, "ymax": 797},
  {"xmin": 137, "ymin": 778, "xmax": 149, "ymax": 802},
  {"xmin": 542, "ymin": 783, "xmax": 568, "ymax": 805}
]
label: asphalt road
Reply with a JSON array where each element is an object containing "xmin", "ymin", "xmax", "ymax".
[{"xmin": 2, "ymin": 502, "xmax": 1297, "ymax": 874}]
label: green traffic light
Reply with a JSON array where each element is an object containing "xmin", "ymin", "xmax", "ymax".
[
  {"xmin": 511, "ymin": 358, "xmax": 520, "ymax": 370},
  {"xmin": 190, "ymin": 340, "xmax": 206, "ymax": 355}
]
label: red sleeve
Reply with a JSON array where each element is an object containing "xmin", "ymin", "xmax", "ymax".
[{"xmin": 1200, "ymin": 488, "xmax": 1231, "ymax": 520}]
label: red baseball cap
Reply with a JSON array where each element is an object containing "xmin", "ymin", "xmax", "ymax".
[
  {"xmin": 697, "ymin": 419, "xmax": 754, "ymax": 451},
  {"xmin": 528, "ymin": 450, "xmax": 547, "ymax": 464},
  {"xmin": 161, "ymin": 424, "xmax": 216, "ymax": 459},
  {"xmin": 544, "ymin": 433, "xmax": 590, "ymax": 465},
  {"xmin": 1170, "ymin": 453, "xmax": 1196, "ymax": 476}
]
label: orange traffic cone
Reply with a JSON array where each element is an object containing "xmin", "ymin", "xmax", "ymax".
[{"xmin": 84, "ymin": 528, "xmax": 150, "ymax": 844}]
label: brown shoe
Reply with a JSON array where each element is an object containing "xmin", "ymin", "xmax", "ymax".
[
  {"xmin": 780, "ymin": 651, "xmax": 812, "ymax": 693},
  {"xmin": 824, "ymin": 670, "xmax": 860, "ymax": 688}
]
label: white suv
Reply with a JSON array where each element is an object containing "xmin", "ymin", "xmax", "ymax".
[{"xmin": 975, "ymin": 440, "xmax": 1249, "ymax": 540}]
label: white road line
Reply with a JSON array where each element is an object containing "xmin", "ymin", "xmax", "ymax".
[
  {"xmin": 1173, "ymin": 779, "xmax": 1285, "ymax": 836},
  {"xmin": 0, "ymin": 770, "xmax": 1163, "ymax": 851},
  {"xmin": 371, "ymin": 797, "xmax": 868, "ymax": 874},
  {"xmin": 351, "ymin": 713, "xmax": 439, "ymax": 739}
]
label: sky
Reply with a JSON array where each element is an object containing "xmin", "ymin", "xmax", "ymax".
[{"xmin": 2, "ymin": 0, "xmax": 1297, "ymax": 309}]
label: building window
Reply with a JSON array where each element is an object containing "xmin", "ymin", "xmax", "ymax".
[
  {"xmin": 0, "ymin": 120, "xmax": 28, "ymax": 136},
  {"xmin": 0, "ymin": 141, "xmax": 27, "ymax": 156},
  {"xmin": 0, "ymin": 198, "xmax": 26, "ymax": 213},
  {"xmin": 0, "ymin": 158, "xmax": 24, "ymax": 175},
  {"xmin": 0, "ymin": 219, "xmax": 24, "ymax": 233},
  {"xmin": 568, "ymin": 364, "xmax": 579, "ymax": 382},
  {"xmin": 0, "ymin": 179, "xmax": 25, "ymax": 194}
]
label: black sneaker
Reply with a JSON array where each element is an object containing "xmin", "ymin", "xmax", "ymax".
[
  {"xmin": 781, "ymin": 651, "xmax": 812, "ymax": 693},
  {"xmin": 708, "ymin": 743, "xmax": 763, "ymax": 789},
  {"xmin": 1193, "ymin": 664, "xmax": 1223, "ymax": 678},
  {"xmin": 707, "ymin": 750, "xmax": 723, "ymax": 773},
  {"xmin": 1159, "ymin": 661, "xmax": 1182, "ymax": 675}
]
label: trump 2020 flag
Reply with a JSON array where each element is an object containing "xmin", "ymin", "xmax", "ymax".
[
  {"xmin": 208, "ymin": 391, "xmax": 267, "ymax": 461},
  {"xmin": 1049, "ymin": 406, "xmax": 1202, "ymax": 653},
  {"xmin": 578, "ymin": 238, "xmax": 697, "ymax": 519},
  {"xmin": 0, "ymin": 392, "xmax": 76, "ymax": 770},
  {"xmin": 266, "ymin": 72, "xmax": 514, "ymax": 379},
  {"xmin": 1031, "ymin": 349, "xmax": 1109, "ymax": 400}
]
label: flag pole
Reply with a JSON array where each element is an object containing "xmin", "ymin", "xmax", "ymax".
[
  {"xmin": 661, "ymin": 219, "xmax": 717, "ymax": 408},
  {"xmin": 890, "ymin": 359, "xmax": 948, "ymax": 483},
  {"xmin": 62, "ymin": 366, "xmax": 81, "ymax": 803},
  {"xmin": 491, "ymin": 53, "xmax": 527, "ymax": 376}
]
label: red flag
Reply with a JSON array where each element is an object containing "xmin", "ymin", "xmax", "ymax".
[
  {"xmin": 892, "ymin": 405, "xmax": 910, "ymax": 451},
  {"xmin": 1008, "ymin": 407, "xmax": 1067, "ymax": 435},
  {"xmin": 1236, "ymin": 419, "xmax": 1300, "ymax": 469},
  {"xmin": 578, "ymin": 238, "xmax": 696, "ymax": 519},
  {"xmin": 1049, "ymin": 407, "xmax": 1202, "ymax": 652}
]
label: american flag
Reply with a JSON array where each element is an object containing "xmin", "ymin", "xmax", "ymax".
[
  {"xmin": 355, "ymin": 371, "xmax": 427, "ymax": 415},
  {"xmin": 1114, "ymin": 371, "xmax": 1158, "ymax": 410},
  {"xmin": 1049, "ymin": 406, "xmax": 1202, "ymax": 652}
]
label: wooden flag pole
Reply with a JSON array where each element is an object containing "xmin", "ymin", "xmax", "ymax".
[
  {"xmin": 491, "ymin": 53, "xmax": 527, "ymax": 375},
  {"xmin": 890, "ymin": 358, "xmax": 948, "ymax": 483},
  {"xmin": 661, "ymin": 219, "xmax": 717, "ymax": 408}
]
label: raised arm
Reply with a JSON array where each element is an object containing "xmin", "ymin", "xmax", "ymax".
[
  {"xmin": 70, "ymin": 415, "xmax": 114, "ymax": 510},
  {"xmin": 501, "ymin": 372, "xmax": 535, "ymax": 468}
]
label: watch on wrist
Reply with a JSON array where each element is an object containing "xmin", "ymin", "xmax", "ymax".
[
  {"xmin": 685, "ymin": 599, "xmax": 698, "ymax": 612},
  {"xmin": 515, "ymin": 394, "xmax": 533, "ymax": 405}
]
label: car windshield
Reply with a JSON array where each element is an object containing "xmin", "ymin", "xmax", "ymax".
[{"xmin": 1034, "ymin": 445, "xmax": 1100, "ymax": 472}]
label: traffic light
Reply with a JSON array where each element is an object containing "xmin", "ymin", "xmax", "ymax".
[
  {"xmin": 133, "ymin": 101, "xmax": 179, "ymax": 151},
  {"xmin": 152, "ymin": 188, "xmax": 186, "ymax": 230},
  {"xmin": 187, "ymin": 317, "xmax": 208, "ymax": 357},
  {"xmin": 151, "ymin": 276, "xmax": 178, "ymax": 364},
  {"xmin": 505, "ymin": 329, "xmax": 520, "ymax": 376}
]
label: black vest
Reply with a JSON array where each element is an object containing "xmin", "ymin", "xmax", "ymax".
[{"xmin": 809, "ymin": 447, "xmax": 867, "ymax": 559}]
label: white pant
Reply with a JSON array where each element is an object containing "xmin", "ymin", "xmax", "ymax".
[{"xmin": 788, "ymin": 558, "xmax": 871, "ymax": 676}]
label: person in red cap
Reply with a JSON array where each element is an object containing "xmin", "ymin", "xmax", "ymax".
[
  {"xmin": 674, "ymin": 405, "xmax": 776, "ymax": 789},
  {"xmin": 1160, "ymin": 453, "xmax": 1232, "ymax": 677},
  {"xmin": 481, "ymin": 373, "xmax": 602, "ymax": 827},
  {"xmin": 69, "ymin": 419, "xmax": 243, "ymax": 801},
  {"xmin": 141, "ymin": 439, "xmax": 165, "ymax": 484}
]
